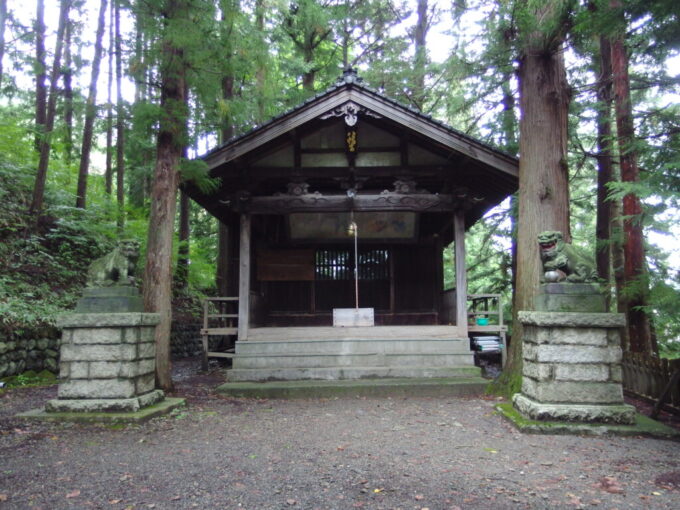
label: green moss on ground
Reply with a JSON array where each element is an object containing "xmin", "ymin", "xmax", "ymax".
[{"xmin": 1, "ymin": 369, "xmax": 57, "ymax": 390}]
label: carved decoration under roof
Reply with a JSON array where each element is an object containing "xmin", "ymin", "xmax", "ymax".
[
  {"xmin": 320, "ymin": 101, "xmax": 382, "ymax": 127},
  {"xmin": 381, "ymin": 179, "xmax": 427, "ymax": 195}
]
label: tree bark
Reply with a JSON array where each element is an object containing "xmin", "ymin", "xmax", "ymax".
[
  {"xmin": 175, "ymin": 133, "xmax": 190, "ymax": 289},
  {"xmin": 507, "ymin": 25, "xmax": 572, "ymax": 384},
  {"xmin": 29, "ymin": 0, "xmax": 70, "ymax": 216},
  {"xmin": 62, "ymin": 19, "xmax": 73, "ymax": 163},
  {"xmin": 412, "ymin": 0, "xmax": 428, "ymax": 110},
  {"xmin": 594, "ymin": 34, "xmax": 614, "ymax": 309},
  {"xmin": 610, "ymin": 21, "xmax": 656, "ymax": 354},
  {"xmin": 217, "ymin": 57, "xmax": 235, "ymax": 294},
  {"xmin": 0, "ymin": 0, "xmax": 7, "ymax": 87},
  {"xmin": 143, "ymin": 0, "xmax": 188, "ymax": 392},
  {"xmin": 254, "ymin": 0, "xmax": 266, "ymax": 122},
  {"xmin": 114, "ymin": 0, "xmax": 125, "ymax": 231},
  {"xmin": 34, "ymin": 0, "xmax": 47, "ymax": 152},
  {"xmin": 105, "ymin": 0, "xmax": 114, "ymax": 195},
  {"xmin": 75, "ymin": 0, "xmax": 108, "ymax": 209}
]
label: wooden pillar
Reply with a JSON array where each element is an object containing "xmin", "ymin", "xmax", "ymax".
[
  {"xmin": 238, "ymin": 213, "xmax": 251, "ymax": 341},
  {"xmin": 453, "ymin": 211, "xmax": 468, "ymax": 335}
]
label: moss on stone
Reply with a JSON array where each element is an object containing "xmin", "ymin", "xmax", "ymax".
[{"xmin": 495, "ymin": 402, "xmax": 680, "ymax": 439}]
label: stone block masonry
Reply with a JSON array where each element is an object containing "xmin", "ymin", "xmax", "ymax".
[
  {"xmin": 0, "ymin": 327, "xmax": 61, "ymax": 377},
  {"xmin": 46, "ymin": 312, "xmax": 164, "ymax": 413},
  {"xmin": 513, "ymin": 310, "xmax": 635, "ymax": 424}
]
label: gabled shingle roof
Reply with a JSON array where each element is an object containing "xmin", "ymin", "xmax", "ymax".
[{"xmin": 201, "ymin": 68, "xmax": 518, "ymax": 176}]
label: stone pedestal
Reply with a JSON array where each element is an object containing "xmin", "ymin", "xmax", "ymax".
[
  {"xmin": 75, "ymin": 286, "xmax": 143, "ymax": 313},
  {"xmin": 535, "ymin": 283, "xmax": 606, "ymax": 313},
  {"xmin": 512, "ymin": 310, "xmax": 635, "ymax": 424},
  {"xmin": 46, "ymin": 312, "xmax": 164, "ymax": 413}
]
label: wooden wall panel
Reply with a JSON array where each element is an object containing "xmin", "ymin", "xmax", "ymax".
[{"xmin": 257, "ymin": 249, "xmax": 315, "ymax": 281}]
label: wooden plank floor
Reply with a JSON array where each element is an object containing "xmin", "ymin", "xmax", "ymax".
[{"xmin": 246, "ymin": 326, "xmax": 467, "ymax": 341}]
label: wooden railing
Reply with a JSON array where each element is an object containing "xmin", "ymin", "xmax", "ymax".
[
  {"xmin": 201, "ymin": 297, "xmax": 238, "ymax": 370},
  {"xmin": 622, "ymin": 352, "xmax": 680, "ymax": 415}
]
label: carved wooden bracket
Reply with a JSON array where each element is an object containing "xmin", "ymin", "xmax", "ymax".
[{"xmin": 320, "ymin": 101, "xmax": 382, "ymax": 127}]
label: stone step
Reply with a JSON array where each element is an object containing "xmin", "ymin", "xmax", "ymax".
[
  {"xmin": 235, "ymin": 338, "xmax": 470, "ymax": 356},
  {"xmin": 226, "ymin": 365, "xmax": 481, "ymax": 382},
  {"xmin": 217, "ymin": 376, "xmax": 488, "ymax": 398},
  {"xmin": 233, "ymin": 352, "xmax": 473, "ymax": 369},
  {"xmin": 246, "ymin": 326, "xmax": 466, "ymax": 341}
]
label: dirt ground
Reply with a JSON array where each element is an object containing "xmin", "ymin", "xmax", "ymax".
[{"xmin": 1, "ymin": 359, "xmax": 679, "ymax": 510}]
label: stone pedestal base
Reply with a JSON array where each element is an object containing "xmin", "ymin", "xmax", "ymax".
[
  {"xmin": 46, "ymin": 389, "xmax": 165, "ymax": 413},
  {"xmin": 514, "ymin": 309, "xmax": 635, "ymax": 425},
  {"xmin": 535, "ymin": 283, "xmax": 606, "ymax": 313},
  {"xmin": 76, "ymin": 287, "xmax": 143, "ymax": 313},
  {"xmin": 51, "ymin": 312, "xmax": 161, "ymax": 414},
  {"xmin": 513, "ymin": 393, "xmax": 635, "ymax": 424}
]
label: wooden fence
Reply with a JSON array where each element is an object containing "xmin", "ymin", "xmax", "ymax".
[{"xmin": 622, "ymin": 352, "xmax": 680, "ymax": 415}]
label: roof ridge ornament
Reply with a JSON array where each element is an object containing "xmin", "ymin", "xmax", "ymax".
[
  {"xmin": 320, "ymin": 101, "xmax": 382, "ymax": 127},
  {"xmin": 338, "ymin": 67, "xmax": 362, "ymax": 85}
]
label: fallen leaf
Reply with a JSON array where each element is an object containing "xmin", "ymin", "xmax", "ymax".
[
  {"xmin": 286, "ymin": 498, "xmax": 297, "ymax": 505},
  {"xmin": 66, "ymin": 490, "xmax": 81, "ymax": 498},
  {"xmin": 415, "ymin": 494, "xmax": 424, "ymax": 500},
  {"xmin": 373, "ymin": 488, "xmax": 383, "ymax": 493},
  {"xmin": 566, "ymin": 493, "xmax": 582, "ymax": 506},
  {"xmin": 596, "ymin": 476, "xmax": 624, "ymax": 494},
  {"xmin": 109, "ymin": 499, "xmax": 121, "ymax": 504},
  {"xmin": 171, "ymin": 495, "xmax": 181, "ymax": 500},
  {"xmin": 651, "ymin": 491, "xmax": 662, "ymax": 496},
  {"xmin": 0, "ymin": 494, "xmax": 7, "ymax": 502}
]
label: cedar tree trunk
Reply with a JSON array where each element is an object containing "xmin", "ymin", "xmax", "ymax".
[
  {"xmin": 75, "ymin": 0, "xmax": 108, "ymax": 208},
  {"xmin": 34, "ymin": 0, "xmax": 46, "ymax": 152},
  {"xmin": 506, "ymin": 40, "xmax": 572, "ymax": 385},
  {"xmin": 610, "ymin": 26, "xmax": 656, "ymax": 354},
  {"xmin": 29, "ymin": 0, "xmax": 70, "ymax": 216},
  {"xmin": 143, "ymin": 0, "xmax": 188, "ymax": 391}
]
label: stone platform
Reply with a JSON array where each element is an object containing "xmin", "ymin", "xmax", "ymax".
[
  {"xmin": 513, "ymin": 310, "xmax": 635, "ymax": 424},
  {"xmin": 47, "ymin": 312, "xmax": 163, "ymax": 413}
]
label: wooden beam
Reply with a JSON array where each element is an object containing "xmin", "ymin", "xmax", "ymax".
[
  {"xmin": 453, "ymin": 211, "xmax": 468, "ymax": 335},
  {"xmin": 237, "ymin": 193, "xmax": 457, "ymax": 214},
  {"xmin": 238, "ymin": 213, "xmax": 251, "ymax": 341}
]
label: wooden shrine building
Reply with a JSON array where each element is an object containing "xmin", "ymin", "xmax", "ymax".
[{"xmin": 184, "ymin": 70, "xmax": 518, "ymax": 381}]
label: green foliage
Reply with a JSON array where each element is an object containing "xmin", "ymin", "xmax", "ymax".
[{"xmin": 1, "ymin": 369, "xmax": 57, "ymax": 390}]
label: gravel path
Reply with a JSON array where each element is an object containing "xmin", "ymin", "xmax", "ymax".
[{"xmin": 1, "ymin": 360, "xmax": 679, "ymax": 510}]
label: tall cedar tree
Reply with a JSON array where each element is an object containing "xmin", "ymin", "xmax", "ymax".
[
  {"xmin": 0, "ymin": 0, "xmax": 6, "ymax": 87},
  {"xmin": 594, "ymin": 30, "xmax": 614, "ymax": 310},
  {"xmin": 114, "ymin": 0, "xmax": 125, "ymax": 230},
  {"xmin": 76, "ymin": 0, "xmax": 108, "ymax": 209},
  {"xmin": 29, "ymin": 0, "xmax": 70, "ymax": 216},
  {"xmin": 143, "ymin": 0, "xmax": 189, "ymax": 391},
  {"xmin": 506, "ymin": 0, "xmax": 573, "ymax": 384},
  {"xmin": 34, "ymin": 0, "xmax": 46, "ymax": 151},
  {"xmin": 105, "ymin": 0, "xmax": 114, "ymax": 194},
  {"xmin": 62, "ymin": 19, "xmax": 74, "ymax": 162},
  {"xmin": 411, "ymin": 0, "xmax": 429, "ymax": 110},
  {"xmin": 216, "ymin": 0, "xmax": 238, "ymax": 296},
  {"xmin": 609, "ymin": 0, "xmax": 656, "ymax": 354}
]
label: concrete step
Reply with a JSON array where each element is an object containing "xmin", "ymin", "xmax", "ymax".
[
  {"xmin": 235, "ymin": 338, "xmax": 470, "ymax": 356},
  {"xmin": 226, "ymin": 365, "xmax": 481, "ymax": 382},
  {"xmin": 233, "ymin": 352, "xmax": 473, "ymax": 369},
  {"xmin": 216, "ymin": 376, "xmax": 488, "ymax": 399}
]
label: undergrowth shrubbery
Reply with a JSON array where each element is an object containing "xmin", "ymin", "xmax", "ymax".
[{"xmin": 0, "ymin": 154, "xmax": 114, "ymax": 335}]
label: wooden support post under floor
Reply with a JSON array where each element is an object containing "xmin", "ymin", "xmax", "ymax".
[
  {"xmin": 238, "ymin": 213, "xmax": 251, "ymax": 341},
  {"xmin": 453, "ymin": 211, "xmax": 468, "ymax": 336}
]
